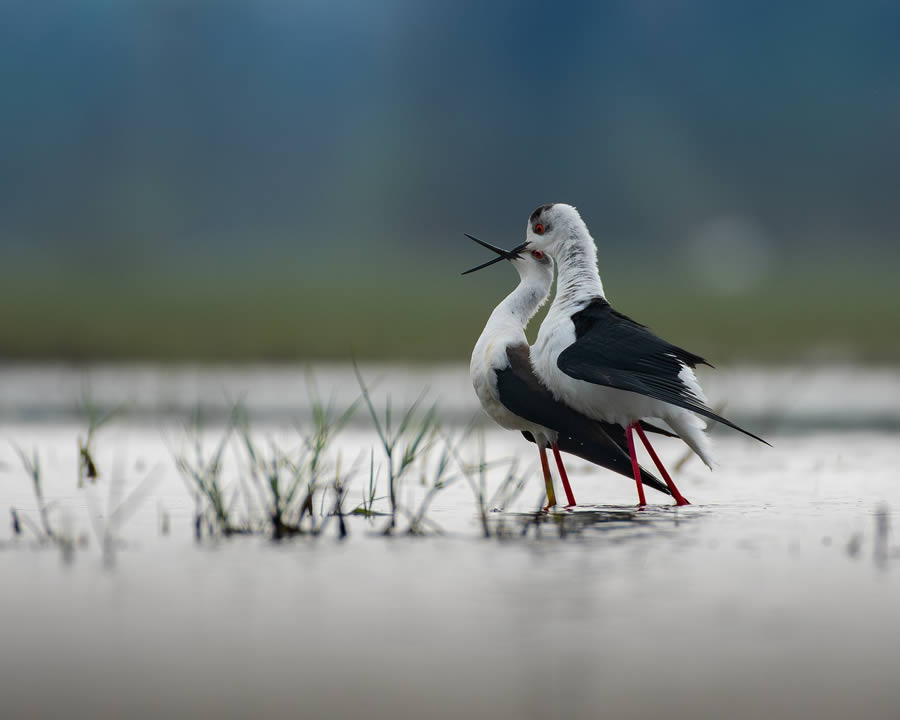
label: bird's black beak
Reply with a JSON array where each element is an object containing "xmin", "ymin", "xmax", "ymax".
[{"xmin": 460, "ymin": 234, "xmax": 528, "ymax": 275}]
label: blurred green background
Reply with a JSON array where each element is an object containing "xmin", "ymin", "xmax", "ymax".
[{"xmin": 2, "ymin": 1, "xmax": 898, "ymax": 363}]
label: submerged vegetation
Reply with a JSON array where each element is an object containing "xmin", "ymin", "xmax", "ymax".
[
  {"xmin": 5, "ymin": 366, "xmax": 767, "ymax": 563},
  {"xmin": 3, "ymin": 374, "xmax": 896, "ymax": 573},
  {"xmin": 4, "ymin": 371, "xmax": 566, "ymax": 558}
]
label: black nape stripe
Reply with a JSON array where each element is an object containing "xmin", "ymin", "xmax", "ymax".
[{"xmin": 529, "ymin": 204, "xmax": 554, "ymax": 225}]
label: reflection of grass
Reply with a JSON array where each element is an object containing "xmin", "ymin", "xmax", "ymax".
[
  {"xmin": 7, "ymin": 435, "xmax": 159, "ymax": 564},
  {"xmin": 0, "ymin": 263, "xmax": 897, "ymax": 362},
  {"xmin": 10, "ymin": 446, "xmax": 56, "ymax": 542}
]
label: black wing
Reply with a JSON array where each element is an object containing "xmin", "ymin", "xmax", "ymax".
[
  {"xmin": 496, "ymin": 345, "xmax": 671, "ymax": 497},
  {"xmin": 557, "ymin": 298, "xmax": 769, "ymax": 445}
]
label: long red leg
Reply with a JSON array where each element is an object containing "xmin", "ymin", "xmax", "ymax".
[
  {"xmin": 551, "ymin": 443, "xmax": 577, "ymax": 507},
  {"xmin": 539, "ymin": 446, "xmax": 557, "ymax": 511},
  {"xmin": 626, "ymin": 423, "xmax": 647, "ymax": 507},
  {"xmin": 634, "ymin": 424, "xmax": 690, "ymax": 506}
]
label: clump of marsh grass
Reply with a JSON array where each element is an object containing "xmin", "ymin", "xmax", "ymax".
[
  {"xmin": 237, "ymin": 392, "xmax": 357, "ymax": 540},
  {"xmin": 238, "ymin": 424, "xmax": 305, "ymax": 539},
  {"xmin": 484, "ymin": 458, "xmax": 531, "ymax": 539},
  {"xmin": 173, "ymin": 406, "xmax": 250, "ymax": 538},
  {"xmin": 404, "ymin": 433, "xmax": 462, "ymax": 535},
  {"xmin": 353, "ymin": 364, "xmax": 439, "ymax": 534},
  {"xmin": 317, "ymin": 458, "xmax": 353, "ymax": 539},
  {"xmin": 239, "ymin": 427, "xmax": 326, "ymax": 539},
  {"xmin": 447, "ymin": 430, "xmax": 526, "ymax": 538},
  {"xmin": 173, "ymin": 392, "xmax": 359, "ymax": 541},
  {"xmin": 350, "ymin": 450, "xmax": 387, "ymax": 518},
  {"xmin": 303, "ymin": 387, "xmax": 359, "ymax": 489},
  {"xmin": 5, "ymin": 376, "xmax": 538, "ymax": 549},
  {"xmin": 488, "ymin": 458, "xmax": 529, "ymax": 513},
  {"xmin": 76, "ymin": 386, "xmax": 127, "ymax": 488}
]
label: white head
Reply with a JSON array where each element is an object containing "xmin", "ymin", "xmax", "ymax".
[
  {"xmin": 524, "ymin": 203, "xmax": 604, "ymax": 298},
  {"xmin": 510, "ymin": 245, "xmax": 554, "ymax": 289},
  {"xmin": 524, "ymin": 203, "xmax": 591, "ymax": 257}
]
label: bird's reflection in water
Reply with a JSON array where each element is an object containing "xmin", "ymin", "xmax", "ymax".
[{"xmin": 489, "ymin": 504, "xmax": 705, "ymax": 541}]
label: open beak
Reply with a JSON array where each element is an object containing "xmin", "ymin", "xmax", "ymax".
[{"xmin": 460, "ymin": 234, "xmax": 528, "ymax": 275}]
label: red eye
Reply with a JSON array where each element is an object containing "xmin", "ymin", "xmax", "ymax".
[
  {"xmin": 531, "ymin": 250, "xmax": 544, "ymax": 260},
  {"xmin": 534, "ymin": 223, "xmax": 545, "ymax": 235}
]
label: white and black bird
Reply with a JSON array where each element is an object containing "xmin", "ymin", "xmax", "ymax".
[
  {"xmin": 511, "ymin": 202, "xmax": 769, "ymax": 506},
  {"xmin": 463, "ymin": 233, "xmax": 675, "ymax": 508}
]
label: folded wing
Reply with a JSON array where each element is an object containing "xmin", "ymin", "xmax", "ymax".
[
  {"xmin": 496, "ymin": 344, "xmax": 671, "ymax": 496},
  {"xmin": 557, "ymin": 298, "xmax": 769, "ymax": 445}
]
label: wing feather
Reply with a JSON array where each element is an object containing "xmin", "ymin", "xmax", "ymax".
[
  {"xmin": 557, "ymin": 299, "xmax": 769, "ymax": 445},
  {"xmin": 496, "ymin": 344, "xmax": 670, "ymax": 495}
]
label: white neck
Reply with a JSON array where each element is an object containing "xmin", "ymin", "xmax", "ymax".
[
  {"xmin": 552, "ymin": 226, "xmax": 605, "ymax": 308},
  {"xmin": 472, "ymin": 269, "xmax": 551, "ymax": 374},
  {"xmin": 489, "ymin": 271, "xmax": 551, "ymax": 330}
]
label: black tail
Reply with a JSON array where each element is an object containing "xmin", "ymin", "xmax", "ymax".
[{"xmin": 698, "ymin": 407, "xmax": 771, "ymax": 446}]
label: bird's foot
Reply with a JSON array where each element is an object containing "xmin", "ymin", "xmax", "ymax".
[{"xmin": 673, "ymin": 495, "xmax": 691, "ymax": 507}]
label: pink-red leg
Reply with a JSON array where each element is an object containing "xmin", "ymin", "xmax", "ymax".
[
  {"xmin": 634, "ymin": 424, "xmax": 690, "ymax": 506},
  {"xmin": 539, "ymin": 446, "xmax": 557, "ymax": 511},
  {"xmin": 551, "ymin": 442, "xmax": 577, "ymax": 507},
  {"xmin": 625, "ymin": 423, "xmax": 647, "ymax": 507}
]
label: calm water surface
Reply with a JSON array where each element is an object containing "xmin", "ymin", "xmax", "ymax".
[{"xmin": 1, "ymin": 365, "xmax": 898, "ymax": 719}]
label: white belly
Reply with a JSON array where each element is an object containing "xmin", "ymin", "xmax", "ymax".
[
  {"xmin": 470, "ymin": 340, "xmax": 557, "ymax": 446},
  {"xmin": 543, "ymin": 361, "xmax": 675, "ymax": 425}
]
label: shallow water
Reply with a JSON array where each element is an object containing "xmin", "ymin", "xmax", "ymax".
[{"xmin": 1, "ymin": 366, "xmax": 899, "ymax": 719}]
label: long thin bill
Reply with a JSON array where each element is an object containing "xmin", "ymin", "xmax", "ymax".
[
  {"xmin": 461, "ymin": 254, "xmax": 508, "ymax": 275},
  {"xmin": 464, "ymin": 233, "xmax": 511, "ymax": 256},
  {"xmin": 460, "ymin": 234, "xmax": 525, "ymax": 275}
]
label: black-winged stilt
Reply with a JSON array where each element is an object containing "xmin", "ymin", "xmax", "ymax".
[
  {"xmin": 517, "ymin": 203, "xmax": 770, "ymax": 506},
  {"xmin": 462, "ymin": 233, "xmax": 675, "ymax": 508}
]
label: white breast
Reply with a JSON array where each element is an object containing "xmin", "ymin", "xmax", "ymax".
[{"xmin": 470, "ymin": 333, "xmax": 557, "ymax": 445}]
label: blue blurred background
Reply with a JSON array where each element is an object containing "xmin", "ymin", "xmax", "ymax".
[{"xmin": 2, "ymin": 1, "xmax": 898, "ymax": 361}]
